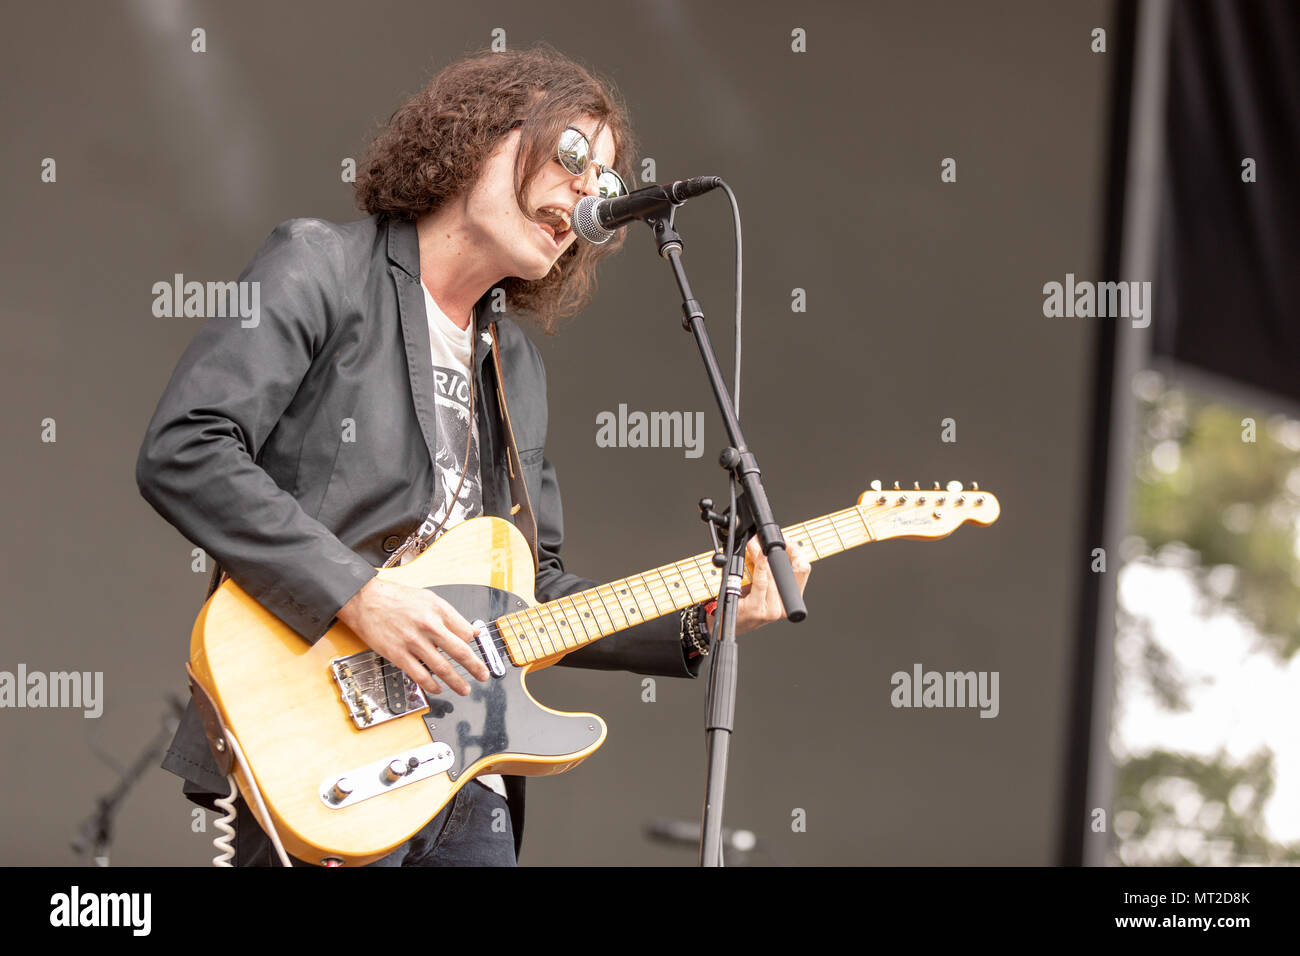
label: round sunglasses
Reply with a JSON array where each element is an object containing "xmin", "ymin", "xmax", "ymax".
[{"xmin": 511, "ymin": 120, "xmax": 628, "ymax": 199}]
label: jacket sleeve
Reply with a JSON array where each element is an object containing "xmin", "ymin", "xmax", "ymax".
[
  {"xmin": 532, "ymin": 455, "xmax": 703, "ymax": 679},
  {"xmin": 136, "ymin": 219, "xmax": 377, "ymax": 642}
]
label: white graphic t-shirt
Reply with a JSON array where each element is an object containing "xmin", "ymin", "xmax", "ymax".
[
  {"xmin": 419, "ymin": 284, "xmax": 484, "ymax": 540},
  {"xmin": 418, "ymin": 283, "xmax": 506, "ymax": 800}
]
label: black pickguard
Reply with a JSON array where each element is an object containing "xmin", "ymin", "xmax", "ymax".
[{"xmin": 417, "ymin": 584, "xmax": 602, "ymax": 781}]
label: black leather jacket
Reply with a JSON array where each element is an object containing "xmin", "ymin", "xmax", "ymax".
[{"xmin": 136, "ymin": 213, "xmax": 700, "ymax": 858}]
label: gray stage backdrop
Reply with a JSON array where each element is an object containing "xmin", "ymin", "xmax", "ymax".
[{"xmin": 1, "ymin": 0, "xmax": 1109, "ymax": 865}]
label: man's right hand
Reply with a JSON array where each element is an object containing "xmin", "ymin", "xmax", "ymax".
[{"xmin": 336, "ymin": 577, "xmax": 490, "ymax": 696}]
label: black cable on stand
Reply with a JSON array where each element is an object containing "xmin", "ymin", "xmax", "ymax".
[{"xmin": 640, "ymin": 190, "xmax": 808, "ymax": 867}]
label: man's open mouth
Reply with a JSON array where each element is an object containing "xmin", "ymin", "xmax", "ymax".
[{"xmin": 536, "ymin": 206, "xmax": 573, "ymax": 245}]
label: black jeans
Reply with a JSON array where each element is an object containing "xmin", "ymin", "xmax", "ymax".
[{"xmin": 233, "ymin": 779, "xmax": 517, "ymax": 867}]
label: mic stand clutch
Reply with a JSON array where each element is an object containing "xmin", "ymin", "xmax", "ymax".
[{"xmin": 640, "ymin": 201, "xmax": 807, "ymax": 867}]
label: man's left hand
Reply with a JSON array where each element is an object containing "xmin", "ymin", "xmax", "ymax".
[{"xmin": 708, "ymin": 536, "xmax": 812, "ymax": 636}]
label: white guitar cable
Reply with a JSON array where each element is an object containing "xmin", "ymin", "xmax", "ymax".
[
  {"xmin": 211, "ymin": 776, "xmax": 238, "ymax": 867},
  {"xmin": 209, "ymin": 730, "xmax": 293, "ymax": 868}
]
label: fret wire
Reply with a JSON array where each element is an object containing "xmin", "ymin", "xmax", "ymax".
[
  {"xmin": 785, "ymin": 523, "xmax": 823, "ymax": 559},
  {"xmin": 532, "ymin": 603, "xmax": 565, "ymax": 656},
  {"xmin": 537, "ymin": 600, "xmax": 573, "ymax": 652},
  {"xmin": 686, "ymin": 561, "xmax": 717, "ymax": 606},
  {"xmin": 553, "ymin": 597, "xmax": 581, "ymax": 649},
  {"xmin": 496, "ymin": 506, "xmax": 888, "ymax": 665},
  {"xmin": 506, "ymin": 612, "xmax": 544, "ymax": 662},
  {"xmin": 836, "ymin": 509, "xmax": 869, "ymax": 546},
  {"xmin": 567, "ymin": 591, "xmax": 601, "ymax": 644},
  {"xmin": 856, "ymin": 505, "xmax": 876, "ymax": 541},
  {"xmin": 588, "ymin": 584, "xmax": 619, "ymax": 635},
  {"xmin": 640, "ymin": 569, "xmax": 666, "ymax": 610},
  {"xmin": 512, "ymin": 607, "xmax": 542, "ymax": 659},
  {"xmin": 635, "ymin": 572, "xmax": 667, "ymax": 618},
  {"xmin": 854, "ymin": 507, "xmax": 874, "ymax": 541},
  {"xmin": 804, "ymin": 516, "xmax": 842, "ymax": 554},
  {"xmin": 495, "ymin": 615, "xmax": 522, "ymax": 660},
  {"xmin": 673, "ymin": 559, "xmax": 694, "ymax": 594},
  {"xmin": 605, "ymin": 581, "xmax": 633, "ymax": 628},
  {"xmin": 619, "ymin": 576, "xmax": 646, "ymax": 620},
  {"xmin": 571, "ymin": 594, "xmax": 598, "ymax": 644},
  {"xmin": 823, "ymin": 511, "xmax": 852, "ymax": 546},
  {"xmin": 655, "ymin": 565, "xmax": 689, "ymax": 612},
  {"xmin": 580, "ymin": 587, "xmax": 615, "ymax": 638},
  {"xmin": 820, "ymin": 511, "xmax": 849, "ymax": 546},
  {"xmin": 688, "ymin": 555, "xmax": 720, "ymax": 602},
  {"xmin": 555, "ymin": 598, "xmax": 583, "ymax": 650},
  {"xmin": 519, "ymin": 605, "xmax": 549, "ymax": 658},
  {"xmin": 646, "ymin": 570, "xmax": 671, "ymax": 613},
  {"xmin": 619, "ymin": 577, "xmax": 650, "ymax": 624},
  {"xmin": 821, "ymin": 514, "xmax": 848, "ymax": 553},
  {"xmin": 678, "ymin": 556, "xmax": 706, "ymax": 603},
  {"xmin": 595, "ymin": 583, "xmax": 630, "ymax": 631},
  {"xmin": 499, "ymin": 613, "xmax": 531, "ymax": 661}
]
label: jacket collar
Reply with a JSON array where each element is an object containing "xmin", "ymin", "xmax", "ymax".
[{"xmin": 386, "ymin": 215, "xmax": 499, "ymax": 339}]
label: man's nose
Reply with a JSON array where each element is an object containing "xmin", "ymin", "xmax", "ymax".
[{"xmin": 570, "ymin": 164, "xmax": 601, "ymax": 199}]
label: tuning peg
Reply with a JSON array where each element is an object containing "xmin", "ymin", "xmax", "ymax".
[
  {"xmin": 893, "ymin": 481, "xmax": 900, "ymax": 491},
  {"xmin": 913, "ymin": 481, "xmax": 919, "ymax": 491},
  {"xmin": 972, "ymin": 482, "xmax": 979, "ymax": 491},
  {"xmin": 946, "ymin": 480, "xmax": 962, "ymax": 493},
  {"xmin": 870, "ymin": 479, "xmax": 882, "ymax": 492},
  {"xmin": 934, "ymin": 482, "xmax": 940, "ymax": 491}
]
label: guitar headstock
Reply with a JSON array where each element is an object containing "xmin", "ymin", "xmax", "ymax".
[{"xmin": 855, "ymin": 480, "xmax": 1001, "ymax": 541}]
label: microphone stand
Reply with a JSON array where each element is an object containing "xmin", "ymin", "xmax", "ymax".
[
  {"xmin": 71, "ymin": 696, "xmax": 185, "ymax": 865},
  {"xmin": 639, "ymin": 203, "xmax": 807, "ymax": 867}
]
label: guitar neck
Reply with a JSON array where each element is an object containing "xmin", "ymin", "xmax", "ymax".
[{"xmin": 495, "ymin": 506, "xmax": 869, "ymax": 665}]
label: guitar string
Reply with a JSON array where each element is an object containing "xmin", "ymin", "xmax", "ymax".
[
  {"xmin": 333, "ymin": 556, "xmax": 728, "ymax": 687},
  {"xmin": 338, "ymin": 499, "xmax": 984, "ymax": 699},
  {"xmin": 335, "ymin": 586, "xmax": 685, "ymax": 687},
  {"xmin": 336, "ymin": 512, "xmax": 858, "ymax": 690}
]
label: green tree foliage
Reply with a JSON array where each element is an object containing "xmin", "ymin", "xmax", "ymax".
[
  {"xmin": 1130, "ymin": 382, "xmax": 1300, "ymax": 658},
  {"xmin": 1114, "ymin": 749, "xmax": 1300, "ymax": 865},
  {"xmin": 1113, "ymin": 375, "xmax": 1300, "ymax": 865}
]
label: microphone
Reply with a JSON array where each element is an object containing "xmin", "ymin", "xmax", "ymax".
[{"xmin": 572, "ymin": 176, "xmax": 723, "ymax": 244}]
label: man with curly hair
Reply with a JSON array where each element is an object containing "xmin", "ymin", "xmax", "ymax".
[{"xmin": 138, "ymin": 44, "xmax": 809, "ymax": 867}]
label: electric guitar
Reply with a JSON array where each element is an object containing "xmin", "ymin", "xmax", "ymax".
[{"xmin": 187, "ymin": 481, "xmax": 1000, "ymax": 865}]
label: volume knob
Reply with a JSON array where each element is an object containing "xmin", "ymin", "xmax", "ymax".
[
  {"xmin": 328, "ymin": 777, "xmax": 354, "ymax": 804},
  {"xmin": 382, "ymin": 758, "xmax": 410, "ymax": 784}
]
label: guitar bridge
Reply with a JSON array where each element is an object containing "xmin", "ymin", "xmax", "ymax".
[{"xmin": 331, "ymin": 651, "xmax": 428, "ymax": 729}]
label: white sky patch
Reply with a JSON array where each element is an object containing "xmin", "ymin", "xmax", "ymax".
[{"xmin": 1114, "ymin": 561, "xmax": 1300, "ymax": 843}]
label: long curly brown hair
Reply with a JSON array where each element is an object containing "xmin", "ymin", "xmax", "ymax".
[{"xmin": 354, "ymin": 43, "xmax": 638, "ymax": 334}]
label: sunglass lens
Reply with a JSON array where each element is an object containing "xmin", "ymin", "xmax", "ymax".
[
  {"xmin": 597, "ymin": 171, "xmax": 628, "ymax": 198},
  {"xmin": 557, "ymin": 128, "xmax": 589, "ymax": 176}
]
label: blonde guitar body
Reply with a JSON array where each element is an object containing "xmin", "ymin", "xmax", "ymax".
[
  {"xmin": 188, "ymin": 483, "xmax": 1001, "ymax": 865},
  {"xmin": 190, "ymin": 516, "xmax": 598, "ymax": 867}
]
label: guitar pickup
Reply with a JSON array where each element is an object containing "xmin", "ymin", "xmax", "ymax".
[
  {"xmin": 474, "ymin": 619, "xmax": 506, "ymax": 679},
  {"xmin": 331, "ymin": 651, "xmax": 428, "ymax": 729}
]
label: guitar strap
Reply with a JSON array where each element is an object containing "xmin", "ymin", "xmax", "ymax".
[
  {"xmin": 378, "ymin": 318, "xmax": 540, "ymax": 573},
  {"xmin": 488, "ymin": 321, "xmax": 540, "ymax": 574}
]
